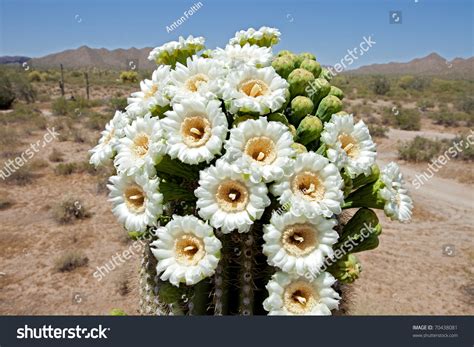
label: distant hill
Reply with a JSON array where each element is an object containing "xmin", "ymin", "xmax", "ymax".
[
  {"xmin": 349, "ymin": 53, "xmax": 474, "ymax": 78},
  {"xmin": 0, "ymin": 56, "xmax": 30, "ymax": 65},
  {"xmin": 28, "ymin": 46, "xmax": 155, "ymax": 70},
  {"xmin": 1, "ymin": 48, "xmax": 472, "ymax": 79}
]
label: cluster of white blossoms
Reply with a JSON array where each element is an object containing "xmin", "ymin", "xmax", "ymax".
[{"xmin": 90, "ymin": 27, "xmax": 413, "ymax": 316}]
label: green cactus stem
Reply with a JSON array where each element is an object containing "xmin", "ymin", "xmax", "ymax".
[
  {"xmin": 188, "ymin": 278, "xmax": 212, "ymax": 315},
  {"xmin": 160, "ymin": 180, "xmax": 197, "ymax": 203},
  {"xmin": 155, "ymin": 155, "xmax": 199, "ymax": 181},
  {"xmin": 212, "ymin": 230, "xmax": 230, "ymax": 315},
  {"xmin": 238, "ymin": 229, "xmax": 257, "ymax": 315},
  {"xmin": 343, "ymin": 180, "xmax": 385, "ymax": 210},
  {"xmin": 351, "ymin": 165, "xmax": 380, "ymax": 190}
]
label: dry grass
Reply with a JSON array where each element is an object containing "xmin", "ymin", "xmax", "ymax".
[
  {"xmin": 48, "ymin": 148, "xmax": 64, "ymax": 162},
  {"xmin": 54, "ymin": 251, "xmax": 89, "ymax": 272},
  {"xmin": 52, "ymin": 198, "xmax": 91, "ymax": 224}
]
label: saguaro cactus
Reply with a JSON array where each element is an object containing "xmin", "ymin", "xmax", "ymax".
[{"xmin": 91, "ymin": 27, "xmax": 414, "ymax": 316}]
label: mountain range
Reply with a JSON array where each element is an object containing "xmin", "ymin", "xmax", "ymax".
[{"xmin": 1, "ymin": 47, "xmax": 473, "ymax": 78}]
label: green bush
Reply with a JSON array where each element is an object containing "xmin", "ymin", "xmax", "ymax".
[
  {"xmin": 398, "ymin": 136, "xmax": 444, "ymax": 162},
  {"xmin": 372, "ymin": 76, "xmax": 390, "ymax": 95},
  {"xmin": 457, "ymin": 98, "xmax": 474, "ymax": 115},
  {"xmin": 451, "ymin": 134, "xmax": 474, "ymax": 161},
  {"xmin": 368, "ymin": 124, "xmax": 388, "ymax": 138},
  {"xmin": 0, "ymin": 72, "xmax": 15, "ymax": 109},
  {"xmin": 120, "ymin": 71, "xmax": 138, "ymax": 83},
  {"xmin": 109, "ymin": 97, "xmax": 127, "ymax": 111},
  {"xmin": 430, "ymin": 111, "xmax": 469, "ymax": 127},
  {"xmin": 382, "ymin": 107, "xmax": 420, "ymax": 131}
]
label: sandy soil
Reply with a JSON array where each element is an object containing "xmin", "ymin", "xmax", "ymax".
[{"xmin": 0, "ymin": 100, "xmax": 472, "ymax": 315}]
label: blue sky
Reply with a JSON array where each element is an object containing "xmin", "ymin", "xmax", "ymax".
[{"xmin": 0, "ymin": 0, "xmax": 472, "ymax": 67}]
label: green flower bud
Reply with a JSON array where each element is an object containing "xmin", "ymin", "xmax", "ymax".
[
  {"xmin": 277, "ymin": 50, "xmax": 292, "ymax": 57},
  {"xmin": 315, "ymin": 95, "xmax": 343, "ymax": 123},
  {"xmin": 352, "ymin": 165, "xmax": 380, "ymax": 190},
  {"xmin": 306, "ymin": 77, "xmax": 331, "ymax": 105},
  {"xmin": 329, "ymin": 86, "xmax": 344, "ymax": 100},
  {"xmin": 299, "ymin": 52, "xmax": 317, "ymax": 62},
  {"xmin": 291, "ymin": 142, "xmax": 307, "ymax": 154},
  {"xmin": 288, "ymin": 68, "xmax": 315, "ymax": 98},
  {"xmin": 295, "ymin": 115, "xmax": 323, "ymax": 145},
  {"xmin": 300, "ymin": 59, "xmax": 322, "ymax": 78},
  {"xmin": 271, "ymin": 56, "xmax": 296, "ymax": 79},
  {"xmin": 335, "ymin": 208, "xmax": 382, "ymax": 253},
  {"xmin": 319, "ymin": 67, "xmax": 333, "ymax": 81},
  {"xmin": 289, "ymin": 96, "xmax": 314, "ymax": 125},
  {"xmin": 328, "ymin": 254, "xmax": 362, "ymax": 284},
  {"xmin": 267, "ymin": 112, "xmax": 289, "ymax": 126},
  {"xmin": 334, "ymin": 111, "xmax": 350, "ymax": 116}
]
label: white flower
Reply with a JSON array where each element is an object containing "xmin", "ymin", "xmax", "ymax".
[
  {"xmin": 379, "ymin": 162, "xmax": 413, "ymax": 222},
  {"xmin": 263, "ymin": 211, "xmax": 338, "ymax": 276},
  {"xmin": 148, "ymin": 36, "xmax": 205, "ymax": 64},
  {"xmin": 168, "ymin": 56, "xmax": 225, "ymax": 102},
  {"xmin": 321, "ymin": 114, "xmax": 377, "ymax": 178},
  {"xmin": 223, "ymin": 66, "xmax": 289, "ymax": 115},
  {"xmin": 114, "ymin": 114, "xmax": 166, "ymax": 177},
  {"xmin": 229, "ymin": 26, "xmax": 281, "ymax": 46},
  {"xmin": 107, "ymin": 172, "xmax": 163, "ymax": 232},
  {"xmin": 271, "ymin": 152, "xmax": 344, "ymax": 218},
  {"xmin": 225, "ymin": 118, "xmax": 295, "ymax": 183},
  {"xmin": 213, "ymin": 43, "xmax": 273, "ymax": 69},
  {"xmin": 161, "ymin": 98, "xmax": 228, "ymax": 165},
  {"xmin": 150, "ymin": 215, "xmax": 221, "ymax": 287},
  {"xmin": 126, "ymin": 65, "xmax": 171, "ymax": 118},
  {"xmin": 194, "ymin": 160, "xmax": 270, "ymax": 233},
  {"xmin": 89, "ymin": 111, "xmax": 129, "ymax": 167},
  {"xmin": 263, "ymin": 271, "xmax": 340, "ymax": 315}
]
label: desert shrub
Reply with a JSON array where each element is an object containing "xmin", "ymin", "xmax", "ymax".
[
  {"xmin": 120, "ymin": 71, "xmax": 138, "ymax": 83},
  {"xmin": 399, "ymin": 75, "xmax": 428, "ymax": 91},
  {"xmin": 54, "ymin": 161, "xmax": 96, "ymax": 175},
  {"xmin": 109, "ymin": 97, "xmax": 127, "ymax": 111},
  {"xmin": 382, "ymin": 107, "xmax": 421, "ymax": 131},
  {"xmin": 372, "ymin": 76, "xmax": 390, "ymax": 95},
  {"xmin": 457, "ymin": 97, "xmax": 474, "ymax": 115},
  {"xmin": 0, "ymin": 72, "xmax": 15, "ymax": 109},
  {"xmin": 54, "ymin": 163, "xmax": 77, "ymax": 175},
  {"xmin": 368, "ymin": 124, "xmax": 388, "ymax": 138},
  {"xmin": 71, "ymin": 128, "xmax": 86, "ymax": 143},
  {"xmin": 86, "ymin": 112, "xmax": 109, "ymax": 130},
  {"xmin": 398, "ymin": 136, "xmax": 444, "ymax": 162},
  {"xmin": 4, "ymin": 165, "xmax": 36, "ymax": 186},
  {"xmin": 52, "ymin": 97, "xmax": 69, "ymax": 116},
  {"xmin": 8, "ymin": 73, "xmax": 36, "ymax": 103},
  {"xmin": 29, "ymin": 159, "xmax": 48, "ymax": 170},
  {"xmin": 48, "ymin": 148, "xmax": 64, "ymax": 162},
  {"xmin": 70, "ymin": 71, "xmax": 83, "ymax": 78},
  {"xmin": 417, "ymin": 99, "xmax": 435, "ymax": 111},
  {"xmin": 28, "ymin": 71, "xmax": 43, "ymax": 82},
  {"xmin": 54, "ymin": 252, "xmax": 89, "ymax": 272},
  {"xmin": 430, "ymin": 111, "xmax": 468, "ymax": 127},
  {"xmin": 52, "ymin": 198, "xmax": 91, "ymax": 224},
  {"xmin": 451, "ymin": 134, "xmax": 474, "ymax": 161}
]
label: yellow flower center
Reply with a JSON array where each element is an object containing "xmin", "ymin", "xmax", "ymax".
[
  {"xmin": 180, "ymin": 115, "xmax": 212, "ymax": 148},
  {"xmin": 244, "ymin": 136, "xmax": 277, "ymax": 165},
  {"xmin": 132, "ymin": 133, "xmax": 150, "ymax": 157},
  {"xmin": 283, "ymin": 280, "xmax": 319, "ymax": 314},
  {"xmin": 292, "ymin": 171, "xmax": 325, "ymax": 201},
  {"xmin": 239, "ymin": 79, "xmax": 269, "ymax": 97},
  {"xmin": 185, "ymin": 73, "xmax": 209, "ymax": 92},
  {"xmin": 338, "ymin": 133, "xmax": 359, "ymax": 158},
  {"xmin": 282, "ymin": 223, "xmax": 319, "ymax": 256},
  {"xmin": 174, "ymin": 234, "xmax": 205, "ymax": 266},
  {"xmin": 124, "ymin": 185, "xmax": 146, "ymax": 213},
  {"xmin": 144, "ymin": 84, "xmax": 158, "ymax": 99},
  {"xmin": 216, "ymin": 180, "xmax": 249, "ymax": 212}
]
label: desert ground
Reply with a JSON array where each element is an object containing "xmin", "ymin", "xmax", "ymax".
[{"xmin": 0, "ymin": 68, "xmax": 472, "ymax": 315}]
